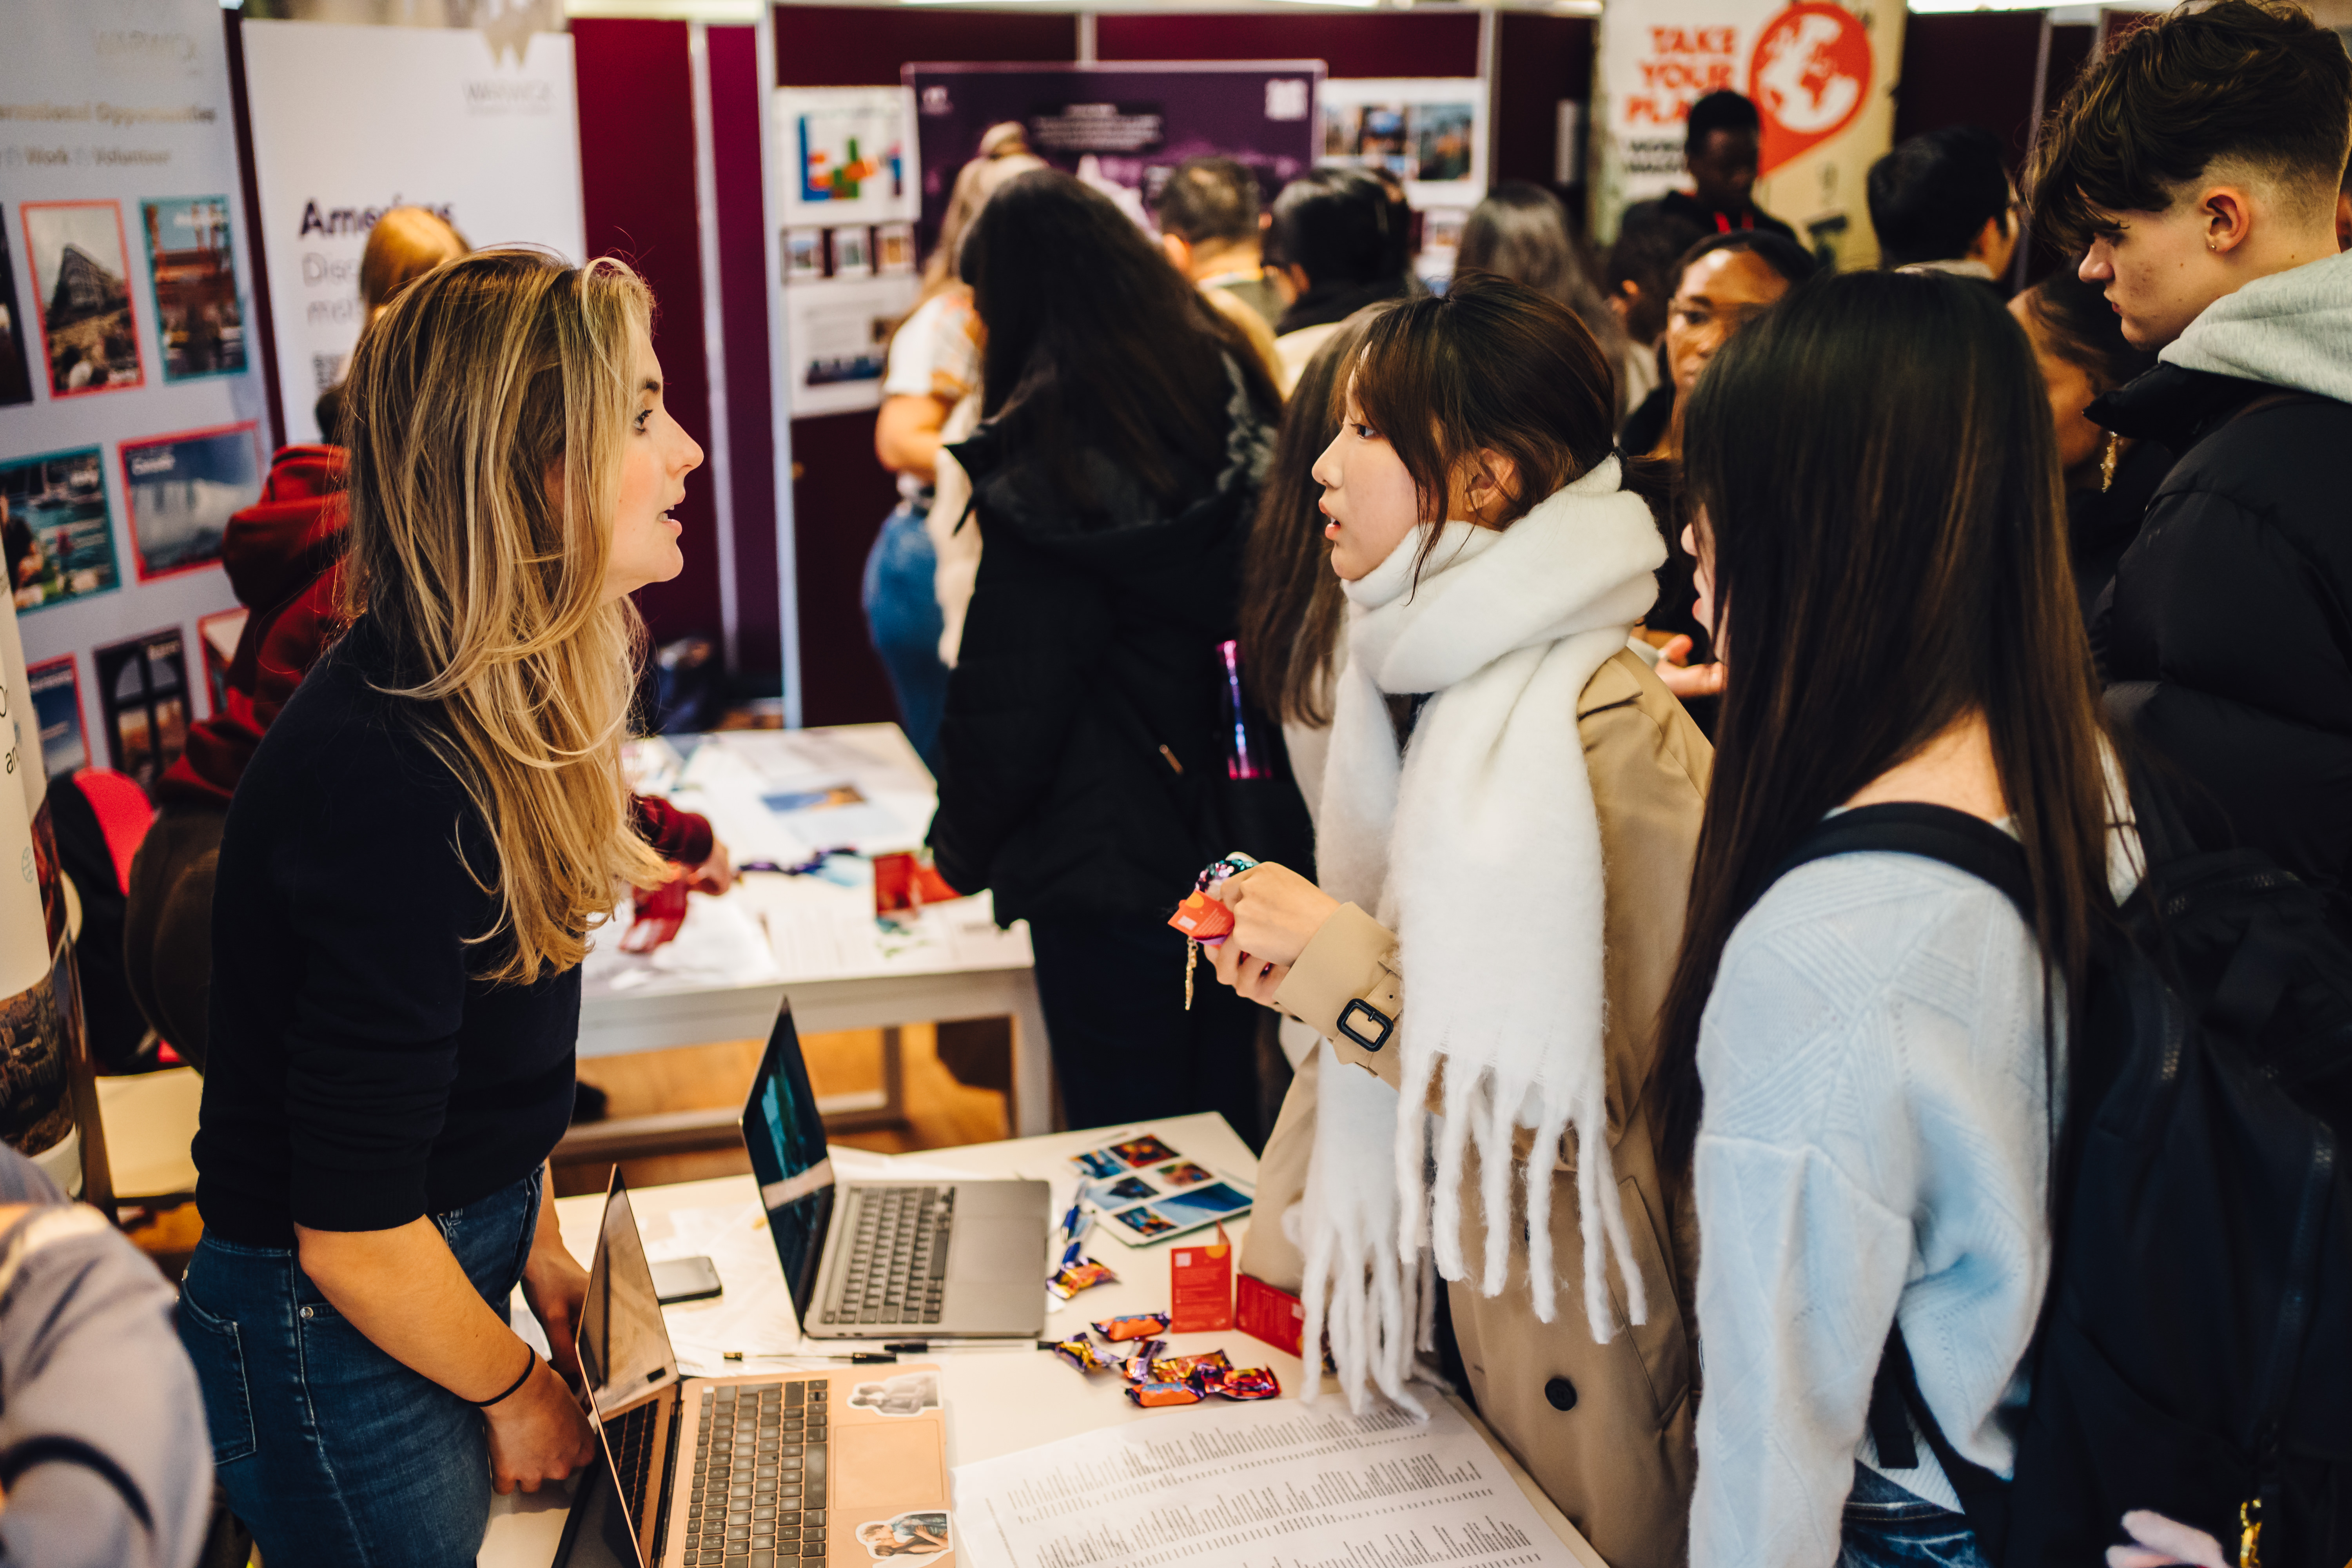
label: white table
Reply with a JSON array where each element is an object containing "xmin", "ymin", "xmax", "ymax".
[
  {"xmin": 479, "ymin": 1112, "xmax": 1604, "ymax": 1568},
  {"xmin": 578, "ymin": 724, "xmax": 1053, "ymax": 1137}
]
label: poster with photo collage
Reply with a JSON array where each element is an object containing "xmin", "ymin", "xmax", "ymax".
[
  {"xmin": 0, "ymin": 0, "xmax": 269, "ymax": 793},
  {"xmin": 774, "ymin": 87, "xmax": 922, "ymax": 417}
]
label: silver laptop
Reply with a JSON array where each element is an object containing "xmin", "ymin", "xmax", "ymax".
[
  {"xmin": 565, "ymin": 1172, "xmax": 959, "ymax": 1568},
  {"xmin": 740, "ymin": 1002, "xmax": 1047, "ymax": 1339}
]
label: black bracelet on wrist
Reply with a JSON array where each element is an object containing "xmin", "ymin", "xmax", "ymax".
[{"xmin": 468, "ymin": 1346, "xmax": 539, "ymax": 1408}]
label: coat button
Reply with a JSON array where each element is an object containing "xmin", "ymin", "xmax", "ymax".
[{"xmin": 1544, "ymin": 1376, "xmax": 1577, "ymax": 1412}]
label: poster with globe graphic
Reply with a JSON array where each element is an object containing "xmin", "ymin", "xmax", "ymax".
[{"xmin": 1592, "ymin": 0, "xmax": 1903, "ymax": 269}]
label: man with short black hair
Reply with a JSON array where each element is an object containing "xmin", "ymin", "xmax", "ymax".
[
  {"xmin": 1154, "ymin": 156, "xmax": 1283, "ymax": 334},
  {"xmin": 1657, "ymin": 90, "xmax": 1797, "ymax": 241},
  {"xmin": 2031, "ymin": 0, "xmax": 2352, "ymax": 929},
  {"xmin": 1868, "ymin": 126, "xmax": 2018, "ymax": 283}
]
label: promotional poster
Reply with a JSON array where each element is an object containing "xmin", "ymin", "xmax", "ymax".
[
  {"xmin": 0, "ymin": 0, "xmax": 267, "ymax": 793},
  {"xmin": 240, "ymin": 17, "xmax": 586, "ymax": 446},
  {"xmin": 1592, "ymin": 0, "xmax": 1903, "ymax": 265},
  {"xmin": 903, "ymin": 63, "xmax": 1324, "ymax": 252}
]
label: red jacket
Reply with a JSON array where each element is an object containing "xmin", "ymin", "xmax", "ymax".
[
  {"xmin": 160, "ymin": 445, "xmax": 714, "ymax": 867},
  {"xmin": 161, "ymin": 445, "xmax": 348, "ymax": 810}
]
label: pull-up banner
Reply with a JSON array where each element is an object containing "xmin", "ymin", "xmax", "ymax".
[
  {"xmin": 240, "ymin": 16, "xmax": 585, "ymax": 446},
  {"xmin": 1593, "ymin": 0, "xmax": 1904, "ymax": 267}
]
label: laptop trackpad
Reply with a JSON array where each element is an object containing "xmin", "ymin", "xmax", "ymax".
[{"xmin": 952, "ymin": 1217, "xmax": 1044, "ymax": 1283}]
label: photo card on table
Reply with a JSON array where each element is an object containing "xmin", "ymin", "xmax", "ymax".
[{"xmin": 22, "ymin": 201, "xmax": 144, "ymax": 397}]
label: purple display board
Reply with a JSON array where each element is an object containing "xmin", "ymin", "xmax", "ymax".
[{"xmin": 903, "ymin": 62, "xmax": 1323, "ymax": 249}]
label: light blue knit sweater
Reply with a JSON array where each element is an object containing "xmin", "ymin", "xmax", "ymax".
[{"xmin": 1688, "ymin": 850, "xmax": 2057, "ymax": 1568}]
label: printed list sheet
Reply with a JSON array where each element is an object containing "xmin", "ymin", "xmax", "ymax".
[{"xmin": 949, "ymin": 1396, "xmax": 1586, "ymax": 1568}]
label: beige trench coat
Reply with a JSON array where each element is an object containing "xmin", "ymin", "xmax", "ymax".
[{"xmin": 1241, "ymin": 648, "xmax": 1711, "ymax": 1568}]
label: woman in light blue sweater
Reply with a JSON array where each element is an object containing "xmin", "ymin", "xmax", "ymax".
[{"xmin": 1648, "ymin": 272, "xmax": 2123, "ymax": 1568}]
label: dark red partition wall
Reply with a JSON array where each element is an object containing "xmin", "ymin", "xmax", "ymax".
[
  {"xmin": 575, "ymin": 18, "xmax": 726, "ymax": 657},
  {"xmin": 1893, "ymin": 12, "xmax": 2095, "ymax": 284},
  {"xmin": 1096, "ymin": 11, "xmax": 1480, "ymax": 77},
  {"xmin": 791, "ymin": 413, "xmax": 899, "ymax": 728},
  {"xmin": 1894, "ymin": 12, "xmax": 2053, "ymax": 161},
  {"xmin": 771, "ymin": 5, "xmax": 1078, "ymax": 728},
  {"xmin": 708, "ymin": 24, "xmax": 784, "ymax": 691},
  {"xmin": 1494, "ymin": 11, "xmax": 1595, "ymax": 215},
  {"xmin": 774, "ymin": 5, "xmax": 1078, "ymax": 87}
]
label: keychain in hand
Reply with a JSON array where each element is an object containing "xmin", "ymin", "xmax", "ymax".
[{"xmin": 1168, "ymin": 853, "xmax": 1258, "ymax": 1008}]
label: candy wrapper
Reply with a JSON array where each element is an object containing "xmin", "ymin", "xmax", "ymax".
[
  {"xmin": 1203, "ymin": 1365, "xmax": 1281, "ymax": 1401},
  {"xmin": 1045, "ymin": 1334, "xmax": 1115, "ymax": 1374},
  {"xmin": 1093, "ymin": 1312, "xmax": 1172, "ymax": 1342},
  {"xmin": 1116, "ymin": 1340, "xmax": 1169, "ymax": 1383},
  {"xmin": 1048, "ymin": 1255, "xmax": 1118, "ymax": 1301},
  {"xmin": 1149, "ymin": 1349, "xmax": 1230, "ymax": 1384},
  {"xmin": 1126, "ymin": 1380, "xmax": 1206, "ymax": 1408}
]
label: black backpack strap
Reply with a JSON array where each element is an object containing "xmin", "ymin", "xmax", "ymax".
[
  {"xmin": 1760, "ymin": 805, "xmax": 2033, "ymax": 1554},
  {"xmin": 1872, "ymin": 1325, "xmax": 2013, "ymax": 1553},
  {"xmin": 1762, "ymin": 803, "xmax": 2035, "ymax": 925}
]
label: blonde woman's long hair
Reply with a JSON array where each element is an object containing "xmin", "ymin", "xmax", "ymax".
[{"xmin": 340, "ymin": 248, "xmax": 666, "ymax": 984}]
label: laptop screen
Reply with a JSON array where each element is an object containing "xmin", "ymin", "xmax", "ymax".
[
  {"xmin": 579, "ymin": 1175, "xmax": 679, "ymax": 1421},
  {"xmin": 740, "ymin": 1006, "xmax": 836, "ymax": 1321}
]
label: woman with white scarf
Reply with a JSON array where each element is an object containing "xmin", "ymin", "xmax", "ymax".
[{"xmin": 1205, "ymin": 272, "xmax": 1710, "ymax": 1568}]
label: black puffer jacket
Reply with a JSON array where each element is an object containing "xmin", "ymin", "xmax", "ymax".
[
  {"xmin": 930, "ymin": 368, "xmax": 1292, "ymax": 921},
  {"xmin": 2094, "ymin": 352, "xmax": 2352, "ymax": 931}
]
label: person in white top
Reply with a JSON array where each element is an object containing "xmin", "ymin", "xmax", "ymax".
[{"xmin": 1646, "ymin": 270, "xmax": 2125, "ymax": 1568}]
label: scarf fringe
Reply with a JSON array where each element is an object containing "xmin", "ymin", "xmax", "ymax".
[{"xmin": 1296, "ymin": 466, "xmax": 1666, "ymax": 1410}]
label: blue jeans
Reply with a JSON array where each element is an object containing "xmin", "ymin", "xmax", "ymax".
[
  {"xmin": 1838, "ymin": 1461, "xmax": 1993, "ymax": 1568},
  {"xmin": 177, "ymin": 1170, "xmax": 543, "ymax": 1568},
  {"xmin": 862, "ymin": 503, "xmax": 948, "ymax": 772}
]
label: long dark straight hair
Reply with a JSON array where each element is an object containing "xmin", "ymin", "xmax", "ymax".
[
  {"xmin": 1651, "ymin": 270, "xmax": 2113, "ymax": 1172},
  {"xmin": 960, "ymin": 169, "xmax": 1279, "ymax": 521},
  {"xmin": 1238, "ymin": 307, "xmax": 1387, "ymax": 728},
  {"xmin": 1353, "ymin": 270, "xmax": 1675, "ymax": 579}
]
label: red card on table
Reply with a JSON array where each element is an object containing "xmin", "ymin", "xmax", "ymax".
[
  {"xmin": 873, "ymin": 851, "xmax": 960, "ymax": 915},
  {"xmin": 1169, "ymin": 1221, "xmax": 1234, "ymax": 1333},
  {"xmin": 1236, "ymin": 1272, "xmax": 1305, "ymax": 1357}
]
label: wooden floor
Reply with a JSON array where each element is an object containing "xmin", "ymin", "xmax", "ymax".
[{"xmin": 552, "ymin": 1024, "xmax": 1012, "ymax": 1199}]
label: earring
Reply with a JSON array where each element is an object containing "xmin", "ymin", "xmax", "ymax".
[{"xmin": 2101, "ymin": 430, "xmax": 2121, "ymax": 494}]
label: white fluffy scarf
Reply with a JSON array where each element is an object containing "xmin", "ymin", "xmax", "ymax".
[{"xmin": 1295, "ymin": 458, "xmax": 1666, "ymax": 1413}]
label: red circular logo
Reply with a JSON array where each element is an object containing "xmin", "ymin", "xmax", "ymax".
[{"xmin": 1748, "ymin": 2, "xmax": 1873, "ymax": 175}]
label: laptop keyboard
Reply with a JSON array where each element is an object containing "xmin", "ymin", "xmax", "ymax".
[
  {"xmin": 684, "ymin": 1379, "xmax": 828, "ymax": 1565},
  {"xmin": 606, "ymin": 1399, "xmax": 661, "ymax": 1541},
  {"xmin": 822, "ymin": 1186, "xmax": 951, "ymax": 1326}
]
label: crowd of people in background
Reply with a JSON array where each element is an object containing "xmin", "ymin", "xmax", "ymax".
[
  {"xmin": 882, "ymin": 3, "xmax": 2352, "ymax": 1565},
  {"xmin": 31, "ymin": 0, "xmax": 2352, "ymax": 1563}
]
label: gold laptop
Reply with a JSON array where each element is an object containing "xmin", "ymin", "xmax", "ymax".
[{"xmin": 573, "ymin": 1172, "xmax": 957, "ymax": 1568}]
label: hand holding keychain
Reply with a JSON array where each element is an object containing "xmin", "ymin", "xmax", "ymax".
[{"xmin": 1168, "ymin": 852, "xmax": 1258, "ymax": 1009}]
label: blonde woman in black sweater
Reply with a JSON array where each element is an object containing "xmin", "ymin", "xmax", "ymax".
[{"xmin": 178, "ymin": 251, "xmax": 703, "ymax": 1566}]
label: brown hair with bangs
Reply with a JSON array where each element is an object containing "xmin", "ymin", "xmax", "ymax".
[
  {"xmin": 1350, "ymin": 270, "xmax": 1675, "ymax": 581},
  {"xmin": 2027, "ymin": 0, "xmax": 2352, "ymax": 255}
]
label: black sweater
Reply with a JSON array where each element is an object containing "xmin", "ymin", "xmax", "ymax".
[{"xmin": 193, "ymin": 618, "xmax": 578, "ymax": 1245}]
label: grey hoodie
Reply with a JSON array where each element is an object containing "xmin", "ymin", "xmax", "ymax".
[{"xmin": 2160, "ymin": 247, "xmax": 2352, "ymax": 403}]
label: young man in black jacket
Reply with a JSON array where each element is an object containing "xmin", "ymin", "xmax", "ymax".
[{"xmin": 2031, "ymin": 0, "xmax": 2352, "ymax": 930}]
